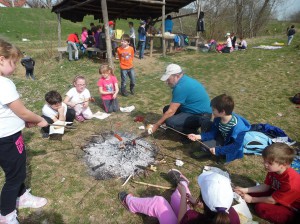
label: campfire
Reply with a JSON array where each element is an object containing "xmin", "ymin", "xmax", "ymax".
[{"xmin": 83, "ymin": 132, "xmax": 158, "ymax": 180}]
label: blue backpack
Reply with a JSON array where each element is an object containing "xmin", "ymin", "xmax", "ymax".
[{"xmin": 243, "ymin": 131, "xmax": 272, "ymax": 155}]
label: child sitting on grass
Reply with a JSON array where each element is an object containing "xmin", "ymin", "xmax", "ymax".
[
  {"xmin": 41, "ymin": 90, "xmax": 75, "ymax": 137},
  {"xmin": 188, "ymin": 94, "xmax": 251, "ymax": 163},
  {"xmin": 97, "ymin": 64, "xmax": 119, "ymax": 113},
  {"xmin": 64, "ymin": 75, "xmax": 93, "ymax": 122},
  {"xmin": 238, "ymin": 37, "xmax": 247, "ymax": 50},
  {"xmin": 119, "ymin": 169, "xmax": 240, "ymax": 224},
  {"xmin": 234, "ymin": 143, "xmax": 300, "ymax": 224}
]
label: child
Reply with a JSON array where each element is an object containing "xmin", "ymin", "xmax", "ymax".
[
  {"xmin": 287, "ymin": 25, "xmax": 296, "ymax": 46},
  {"xmin": 97, "ymin": 64, "xmax": 119, "ymax": 113},
  {"xmin": 220, "ymin": 33, "xmax": 232, "ymax": 53},
  {"xmin": 234, "ymin": 143, "xmax": 300, "ymax": 224},
  {"xmin": 21, "ymin": 52, "xmax": 35, "ymax": 80},
  {"xmin": 138, "ymin": 20, "xmax": 146, "ymax": 59},
  {"xmin": 128, "ymin": 22, "xmax": 136, "ymax": 53},
  {"xmin": 41, "ymin": 90, "xmax": 75, "ymax": 136},
  {"xmin": 117, "ymin": 34, "xmax": 136, "ymax": 96},
  {"xmin": 238, "ymin": 37, "xmax": 247, "ymax": 50},
  {"xmin": 0, "ymin": 39, "xmax": 48, "ymax": 223},
  {"xmin": 64, "ymin": 75, "xmax": 93, "ymax": 122},
  {"xmin": 119, "ymin": 169, "xmax": 240, "ymax": 224},
  {"xmin": 188, "ymin": 94, "xmax": 251, "ymax": 163},
  {"xmin": 67, "ymin": 32, "xmax": 79, "ymax": 61},
  {"xmin": 83, "ymin": 30, "xmax": 96, "ymax": 58}
]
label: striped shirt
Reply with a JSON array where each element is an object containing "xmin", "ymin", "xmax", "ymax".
[{"xmin": 219, "ymin": 115, "xmax": 237, "ymax": 139}]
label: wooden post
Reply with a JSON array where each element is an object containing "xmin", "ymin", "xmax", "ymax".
[
  {"xmin": 101, "ymin": 0, "xmax": 113, "ymax": 68},
  {"xmin": 149, "ymin": 37, "xmax": 153, "ymax": 57},
  {"xmin": 57, "ymin": 13, "xmax": 62, "ymax": 61},
  {"xmin": 162, "ymin": 0, "xmax": 166, "ymax": 57}
]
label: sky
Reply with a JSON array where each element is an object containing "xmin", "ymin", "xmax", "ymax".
[{"xmin": 276, "ymin": 0, "xmax": 300, "ymax": 20}]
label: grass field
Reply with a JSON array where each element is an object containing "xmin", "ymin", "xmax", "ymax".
[{"xmin": 0, "ymin": 8, "xmax": 300, "ymax": 224}]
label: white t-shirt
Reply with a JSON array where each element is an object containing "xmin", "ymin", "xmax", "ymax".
[
  {"xmin": 0, "ymin": 76, "xmax": 25, "ymax": 138},
  {"xmin": 226, "ymin": 37, "xmax": 232, "ymax": 48},
  {"xmin": 42, "ymin": 102, "xmax": 68, "ymax": 119},
  {"xmin": 241, "ymin": 40, "xmax": 247, "ymax": 47},
  {"xmin": 65, "ymin": 87, "xmax": 91, "ymax": 104}
]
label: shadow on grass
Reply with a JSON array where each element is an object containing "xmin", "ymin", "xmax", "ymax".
[{"xmin": 21, "ymin": 210, "xmax": 64, "ymax": 224}]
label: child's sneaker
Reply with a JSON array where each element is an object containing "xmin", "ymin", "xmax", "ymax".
[
  {"xmin": 0, "ymin": 210, "xmax": 19, "ymax": 224},
  {"xmin": 118, "ymin": 191, "xmax": 132, "ymax": 211},
  {"xmin": 167, "ymin": 169, "xmax": 189, "ymax": 186},
  {"xmin": 16, "ymin": 189, "xmax": 47, "ymax": 209}
]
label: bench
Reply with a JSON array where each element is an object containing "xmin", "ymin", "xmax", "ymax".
[{"xmin": 86, "ymin": 47, "xmax": 107, "ymax": 59}]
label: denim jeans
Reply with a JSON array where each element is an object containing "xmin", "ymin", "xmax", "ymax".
[
  {"xmin": 163, "ymin": 105, "xmax": 212, "ymax": 134},
  {"xmin": 67, "ymin": 41, "xmax": 78, "ymax": 60},
  {"xmin": 120, "ymin": 68, "xmax": 136, "ymax": 93},
  {"xmin": 287, "ymin": 35, "xmax": 294, "ymax": 45},
  {"xmin": 139, "ymin": 41, "xmax": 145, "ymax": 59}
]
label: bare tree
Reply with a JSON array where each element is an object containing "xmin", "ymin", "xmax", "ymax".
[{"xmin": 289, "ymin": 11, "xmax": 300, "ymax": 23}]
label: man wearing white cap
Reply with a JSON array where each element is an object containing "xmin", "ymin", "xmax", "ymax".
[{"xmin": 148, "ymin": 64, "xmax": 211, "ymax": 137}]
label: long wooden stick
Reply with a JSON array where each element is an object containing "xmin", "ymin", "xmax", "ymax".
[
  {"xmin": 132, "ymin": 180, "xmax": 174, "ymax": 190},
  {"xmin": 159, "ymin": 125, "xmax": 210, "ymax": 151},
  {"xmin": 122, "ymin": 174, "xmax": 133, "ymax": 186}
]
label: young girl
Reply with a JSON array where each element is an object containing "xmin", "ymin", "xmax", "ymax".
[
  {"xmin": 119, "ymin": 169, "xmax": 240, "ymax": 224},
  {"xmin": 64, "ymin": 75, "xmax": 93, "ymax": 122},
  {"xmin": 97, "ymin": 64, "xmax": 119, "ymax": 113},
  {"xmin": 0, "ymin": 39, "xmax": 48, "ymax": 223}
]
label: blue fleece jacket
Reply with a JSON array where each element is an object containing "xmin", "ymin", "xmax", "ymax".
[{"xmin": 201, "ymin": 113, "xmax": 251, "ymax": 162}]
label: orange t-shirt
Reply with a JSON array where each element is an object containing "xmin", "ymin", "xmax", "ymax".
[
  {"xmin": 67, "ymin": 33, "xmax": 79, "ymax": 43},
  {"xmin": 117, "ymin": 46, "xmax": 134, "ymax": 70}
]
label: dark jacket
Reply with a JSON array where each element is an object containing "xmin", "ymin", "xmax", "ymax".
[
  {"xmin": 201, "ymin": 113, "xmax": 251, "ymax": 162},
  {"xmin": 21, "ymin": 56, "xmax": 35, "ymax": 70}
]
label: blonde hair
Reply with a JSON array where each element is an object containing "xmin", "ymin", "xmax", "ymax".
[
  {"xmin": 99, "ymin": 64, "xmax": 113, "ymax": 75},
  {"xmin": 73, "ymin": 75, "xmax": 86, "ymax": 86},
  {"xmin": 0, "ymin": 39, "xmax": 22, "ymax": 60},
  {"xmin": 262, "ymin": 143, "xmax": 296, "ymax": 165}
]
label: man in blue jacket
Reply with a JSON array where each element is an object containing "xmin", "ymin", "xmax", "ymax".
[{"xmin": 188, "ymin": 94, "xmax": 251, "ymax": 163}]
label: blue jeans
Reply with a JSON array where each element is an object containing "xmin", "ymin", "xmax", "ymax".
[
  {"xmin": 139, "ymin": 41, "xmax": 145, "ymax": 59},
  {"xmin": 120, "ymin": 68, "xmax": 136, "ymax": 93},
  {"xmin": 163, "ymin": 105, "xmax": 212, "ymax": 134},
  {"xmin": 287, "ymin": 35, "xmax": 294, "ymax": 45}
]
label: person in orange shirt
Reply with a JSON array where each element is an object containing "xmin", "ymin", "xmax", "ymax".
[
  {"xmin": 67, "ymin": 33, "xmax": 80, "ymax": 61},
  {"xmin": 117, "ymin": 34, "xmax": 136, "ymax": 96}
]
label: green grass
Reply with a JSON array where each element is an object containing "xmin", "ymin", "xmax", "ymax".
[{"xmin": 0, "ymin": 8, "xmax": 300, "ymax": 224}]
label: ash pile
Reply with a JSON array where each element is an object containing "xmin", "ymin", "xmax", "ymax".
[{"xmin": 83, "ymin": 132, "xmax": 158, "ymax": 180}]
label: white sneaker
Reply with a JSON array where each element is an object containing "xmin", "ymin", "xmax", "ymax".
[
  {"xmin": 0, "ymin": 210, "xmax": 19, "ymax": 224},
  {"xmin": 16, "ymin": 189, "xmax": 47, "ymax": 209}
]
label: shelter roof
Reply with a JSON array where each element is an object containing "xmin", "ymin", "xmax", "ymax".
[{"xmin": 52, "ymin": 0, "xmax": 195, "ymax": 22}]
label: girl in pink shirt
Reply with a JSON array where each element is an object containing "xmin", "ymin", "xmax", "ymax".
[{"xmin": 97, "ymin": 64, "xmax": 119, "ymax": 113}]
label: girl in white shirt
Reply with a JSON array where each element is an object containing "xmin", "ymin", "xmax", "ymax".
[
  {"xmin": 0, "ymin": 39, "xmax": 48, "ymax": 223},
  {"xmin": 64, "ymin": 75, "xmax": 93, "ymax": 122}
]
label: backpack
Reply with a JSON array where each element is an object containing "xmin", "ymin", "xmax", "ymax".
[
  {"xmin": 243, "ymin": 131, "xmax": 272, "ymax": 155},
  {"xmin": 292, "ymin": 93, "xmax": 300, "ymax": 104},
  {"xmin": 84, "ymin": 36, "xmax": 95, "ymax": 48}
]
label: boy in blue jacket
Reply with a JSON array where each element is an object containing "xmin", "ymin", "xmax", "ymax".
[{"xmin": 188, "ymin": 94, "xmax": 250, "ymax": 163}]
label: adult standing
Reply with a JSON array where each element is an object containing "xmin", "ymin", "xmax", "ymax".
[
  {"xmin": 165, "ymin": 15, "xmax": 174, "ymax": 33},
  {"xmin": 287, "ymin": 25, "xmax": 296, "ymax": 46},
  {"xmin": 148, "ymin": 64, "xmax": 212, "ymax": 136}
]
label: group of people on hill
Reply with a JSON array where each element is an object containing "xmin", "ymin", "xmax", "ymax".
[
  {"xmin": 213, "ymin": 32, "xmax": 247, "ymax": 53},
  {"xmin": 0, "ymin": 20, "xmax": 299, "ymax": 224}
]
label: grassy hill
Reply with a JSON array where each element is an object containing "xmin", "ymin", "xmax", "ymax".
[{"xmin": 0, "ymin": 7, "xmax": 299, "ymax": 224}]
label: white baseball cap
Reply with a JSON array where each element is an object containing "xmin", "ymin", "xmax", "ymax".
[
  {"xmin": 198, "ymin": 171, "xmax": 233, "ymax": 212},
  {"xmin": 225, "ymin": 32, "xmax": 231, "ymax": 37},
  {"xmin": 160, "ymin": 64, "xmax": 182, "ymax": 81}
]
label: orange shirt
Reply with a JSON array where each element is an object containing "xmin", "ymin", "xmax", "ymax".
[
  {"xmin": 67, "ymin": 33, "xmax": 79, "ymax": 43},
  {"xmin": 117, "ymin": 46, "xmax": 134, "ymax": 70}
]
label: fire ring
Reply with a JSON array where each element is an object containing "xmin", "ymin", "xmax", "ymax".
[{"xmin": 83, "ymin": 132, "xmax": 158, "ymax": 180}]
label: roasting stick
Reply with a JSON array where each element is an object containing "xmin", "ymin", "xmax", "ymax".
[
  {"xmin": 132, "ymin": 180, "xmax": 174, "ymax": 190},
  {"xmin": 73, "ymin": 97, "xmax": 96, "ymax": 107},
  {"xmin": 159, "ymin": 125, "xmax": 210, "ymax": 152}
]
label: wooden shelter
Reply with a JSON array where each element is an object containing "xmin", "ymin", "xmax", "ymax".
[{"xmin": 52, "ymin": 0, "xmax": 198, "ymax": 65}]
